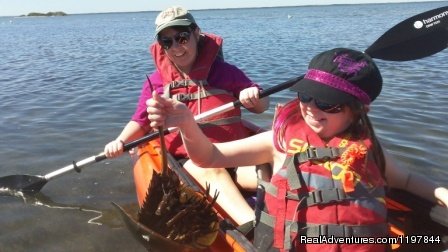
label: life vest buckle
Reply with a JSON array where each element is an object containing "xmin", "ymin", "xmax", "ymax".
[
  {"xmin": 300, "ymin": 147, "xmax": 344, "ymax": 162},
  {"xmin": 305, "ymin": 147, "xmax": 319, "ymax": 161},
  {"xmin": 315, "ymin": 224, "xmax": 353, "ymax": 237},
  {"xmin": 170, "ymin": 80, "xmax": 190, "ymax": 89},
  {"xmin": 306, "ymin": 188, "xmax": 348, "ymax": 206},
  {"xmin": 311, "ymin": 190, "xmax": 323, "ymax": 204},
  {"xmin": 172, "ymin": 93, "xmax": 192, "ymax": 102},
  {"xmin": 317, "ymin": 224, "xmax": 329, "ymax": 236}
]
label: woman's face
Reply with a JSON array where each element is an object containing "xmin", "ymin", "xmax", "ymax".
[
  {"xmin": 158, "ymin": 27, "xmax": 200, "ymax": 73},
  {"xmin": 300, "ymin": 99, "xmax": 354, "ymax": 140}
]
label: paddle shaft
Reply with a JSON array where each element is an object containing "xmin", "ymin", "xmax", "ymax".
[
  {"xmin": 43, "ymin": 75, "xmax": 303, "ymax": 181},
  {"xmin": 123, "ymin": 74, "xmax": 303, "ymax": 150}
]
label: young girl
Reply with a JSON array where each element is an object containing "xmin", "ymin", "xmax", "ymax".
[{"xmin": 146, "ymin": 48, "xmax": 448, "ymax": 251}]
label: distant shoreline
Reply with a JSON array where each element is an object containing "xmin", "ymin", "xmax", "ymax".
[
  {"xmin": 19, "ymin": 11, "xmax": 67, "ymax": 17},
  {"xmin": 1, "ymin": 1, "xmax": 445, "ymax": 17}
]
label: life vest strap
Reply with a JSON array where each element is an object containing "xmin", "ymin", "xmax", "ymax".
[
  {"xmin": 298, "ymin": 223, "xmax": 389, "ymax": 237},
  {"xmin": 258, "ymin": 180, "xmax": 278, "ymax": 196},
  {"xmin": 258, "ymin": 210, "xmax": 388, "ymax": 247},
  {"xmin": 296, "ymin": 147, "xmax": 346, "ymax": 163},
  {"xmin": 288, "ymin": 188, "xmax": 348, "ymax": 206},
  {"xmin": 168, "ymin": 79, "xmax": 209, "ymax": 89},
  {"xmin": 261, "ymin": 180, "xmax": 385, "ymax": 212},
  {"xmin": 171, "ymin": 89, "xmax": 232, "ymax": 102},
  {"xmin": 286, "ymin": 156, "xmax": 302, "ymax": 190}
]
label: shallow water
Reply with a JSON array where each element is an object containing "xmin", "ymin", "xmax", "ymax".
[{"xmin": 0, "ymin": 2, "xmax": 447, "ymax": 251}]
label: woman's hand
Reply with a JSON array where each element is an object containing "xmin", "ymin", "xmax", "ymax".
[
  {"xmin": 239, "ymin": 86, "xmax": 261, "ymax": 109},
  {"xmin": 104, "ymin": 139, "xmax": 124, "ymax": 158},
  {"xmin": 146, "ymin": 91, "xmax": 191, "ymax": 130}
]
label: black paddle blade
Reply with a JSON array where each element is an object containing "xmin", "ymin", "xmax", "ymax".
[
  {"xmin": 0, "ymin": 175, "xmax": 47, "ymax": 194},
  {"xmin": 366, "ymin": 6, "xmax": 448, "ymax": 61}
]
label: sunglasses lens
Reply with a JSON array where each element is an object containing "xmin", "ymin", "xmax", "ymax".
[
  {"xmin": 158, "ymin": 31, "xmax": 191, "ymax": 50},
  {"xmin": 315, "ymin": 100, "xmax": 343, "ymax": 113},
  {"xmin": 159, "ymin": 37, "xmax": 173, "ymax": 50},
  {"xmin": 298, "ymin": 93, "xmax": 313, "ymax": 103},
  {"xmin": 298, "ymin": 92, "xmax": 343, "ymax": 113},
  {"xmin": 175, "ymin": 32, "xmax": 191, "ymax": 45}
]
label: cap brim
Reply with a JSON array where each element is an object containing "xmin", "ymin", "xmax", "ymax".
[
  {"xmin": 155, "ymin": 19, "xmax": 193, "ymax": 35},
  {"xmin": 290, "ymin": 78, "xmax": 356, "ymax": 104}
]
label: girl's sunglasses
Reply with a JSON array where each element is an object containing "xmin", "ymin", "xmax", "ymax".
[
  {"xmin": 157, "ymin": 31, "xmax": 191, "ymax": 50},
  {"xmin": 298, "ymin": 92, "xmax": 345, "ymax": 114}
]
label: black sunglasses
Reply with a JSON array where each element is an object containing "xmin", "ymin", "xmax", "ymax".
[
  {"xmin": 157, "ymin": 31, "xmax": 192, "ymax": 50},
  {"xmin": 298, "ymin": 93, "xmax": 345, "ymax": 114}
]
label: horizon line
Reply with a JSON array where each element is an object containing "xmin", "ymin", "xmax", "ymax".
[{"xmin": 2, "ymin": 1, "xmax": 443, "ymax": 17}]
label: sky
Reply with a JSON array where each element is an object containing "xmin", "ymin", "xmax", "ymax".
[{"xmin": 0, "ymin": 0, "xmax": 444, "ymax": 17}]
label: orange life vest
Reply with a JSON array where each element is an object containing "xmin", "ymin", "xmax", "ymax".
[
  {"xmin": 254, "ymin": 106, "xmax": 388, "ymax": 251},
  {"xmin": 150, "ymin": 33, "xmax": 251, "ymax": 158}
]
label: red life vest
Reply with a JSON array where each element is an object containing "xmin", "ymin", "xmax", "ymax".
[
  {"xmin": 150, "ymin": 33, "xmax": 251, "ymax": 158},
  {"xmin": 254, "ymin": 104, "xmax": 388, "ymax": 251}
]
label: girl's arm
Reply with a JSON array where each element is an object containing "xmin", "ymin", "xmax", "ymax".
[
  {"xmin": 146, "ymin": 91, "xmax": 274, "ymax": 168},
  {"xmin": 384, "ymin": 149, "xmax": 448, "ymax": 207},
  {"xmin": 198, "ymin": 131, "xmax": 275, "ymax": 168}
]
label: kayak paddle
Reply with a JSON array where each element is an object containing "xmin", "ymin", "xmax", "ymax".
[
  {"xmin": 0, "ymin": 75, "xmax": 302, "ymax": 194},
  {"xmin": 366, "ymin": 6, "xmax": 447, "ymax": 61},
  {"xmin": 0, "ymin": 6, "xmax": 446, "ymax": 194}
]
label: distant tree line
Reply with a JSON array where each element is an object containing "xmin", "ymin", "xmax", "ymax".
[{"xmin": 21, "ymin": 11, "xmax": 67, "ymax": 17}]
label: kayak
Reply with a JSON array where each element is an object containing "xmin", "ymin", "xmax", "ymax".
[
  {"xmin": 122, "ymin": 121, "xmax": 448, "ymax": 251},
  {"xmin": 124, "ymin": 135, "xmax": 256, "ymax": 251}
]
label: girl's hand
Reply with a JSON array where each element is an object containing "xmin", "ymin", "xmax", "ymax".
[
  {"xmin": 239, "ymin": 87, "xmax": 261, "ymax": 109},
  {"xmin": 146, "ymin": 91, "xmax": 191, "ymax": 130},
  {"xmin": 435, "ymin": 187, "xmax": 448, "ymax": 207}
]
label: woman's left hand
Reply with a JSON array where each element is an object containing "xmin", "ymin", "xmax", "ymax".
[{"xmin": 239, "ymin": 87, "xmax": 260, "ymax": 109}]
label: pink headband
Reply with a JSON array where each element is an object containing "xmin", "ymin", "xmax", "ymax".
[{"xmin": 304, "ymin": 69, "xmax": 371, "ymax": 104}]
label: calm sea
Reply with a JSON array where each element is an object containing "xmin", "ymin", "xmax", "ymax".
[{"xmin": 1, "ymin": 2, "xmax": 447, "ymax": 251}]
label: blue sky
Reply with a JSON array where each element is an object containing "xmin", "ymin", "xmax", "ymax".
[{"xmin": 0, "ymin": 0, "xmax": 443, "ymax": 16}]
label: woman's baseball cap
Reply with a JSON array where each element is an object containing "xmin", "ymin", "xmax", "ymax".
[
  {"xmin": 155, "ymin": 6, "xmax": 196, "ymax": 35},
  {"xmin": 291, "ymin": 48, "xmax": 382, "ymax": 104}
]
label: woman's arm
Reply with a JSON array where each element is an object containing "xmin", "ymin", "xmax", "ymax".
[
  {"xmin": 104, "ymin": 121, "xmax": 147, "ymax": 158},
  {"xmin": 384, "ymin": 149, "xmax": 448, "ymax": 207}
]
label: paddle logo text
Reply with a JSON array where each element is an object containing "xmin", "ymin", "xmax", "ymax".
[{"xmin": 413, "ymin": 10, "xmax": 447, "ymax": 29}]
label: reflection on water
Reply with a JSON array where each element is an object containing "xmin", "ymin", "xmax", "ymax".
[
  {"xmin": 0, "ymin": 190, "xmax": 137, "ymax": 227},
  {"xmin": 0, "ymin": 188, "xmax": 145, "ymax": 251}
]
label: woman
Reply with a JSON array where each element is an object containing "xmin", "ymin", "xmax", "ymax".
[
  {"xmin": 146, "ymin": 48, "xmax": 448, "ymax": 251},
  {"xmin": 104, "ymin": 6, "xmax": 269, "ymax": 225}
]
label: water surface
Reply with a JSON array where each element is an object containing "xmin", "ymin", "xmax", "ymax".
[{"xmin": 0, "ymin": 2, "xmax": 447, "ymax": 251}]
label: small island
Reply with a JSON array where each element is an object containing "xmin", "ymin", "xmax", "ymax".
[{"xmin": 20, "ymin": 11, "xmax": 67, "ymax": 17}]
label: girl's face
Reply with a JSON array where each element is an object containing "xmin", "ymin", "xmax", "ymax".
[
  {"xmin": 300, "ymin": 99, "xmax": 354, "ymax": 141},
  {"xmin": 158, "ymin": 27, "xmax": 200, "ymax": 73}
]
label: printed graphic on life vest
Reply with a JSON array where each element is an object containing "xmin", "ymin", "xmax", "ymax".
[{"xmin": 413, "ymin": 9, "xmax": 447, "ymax": 29}]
